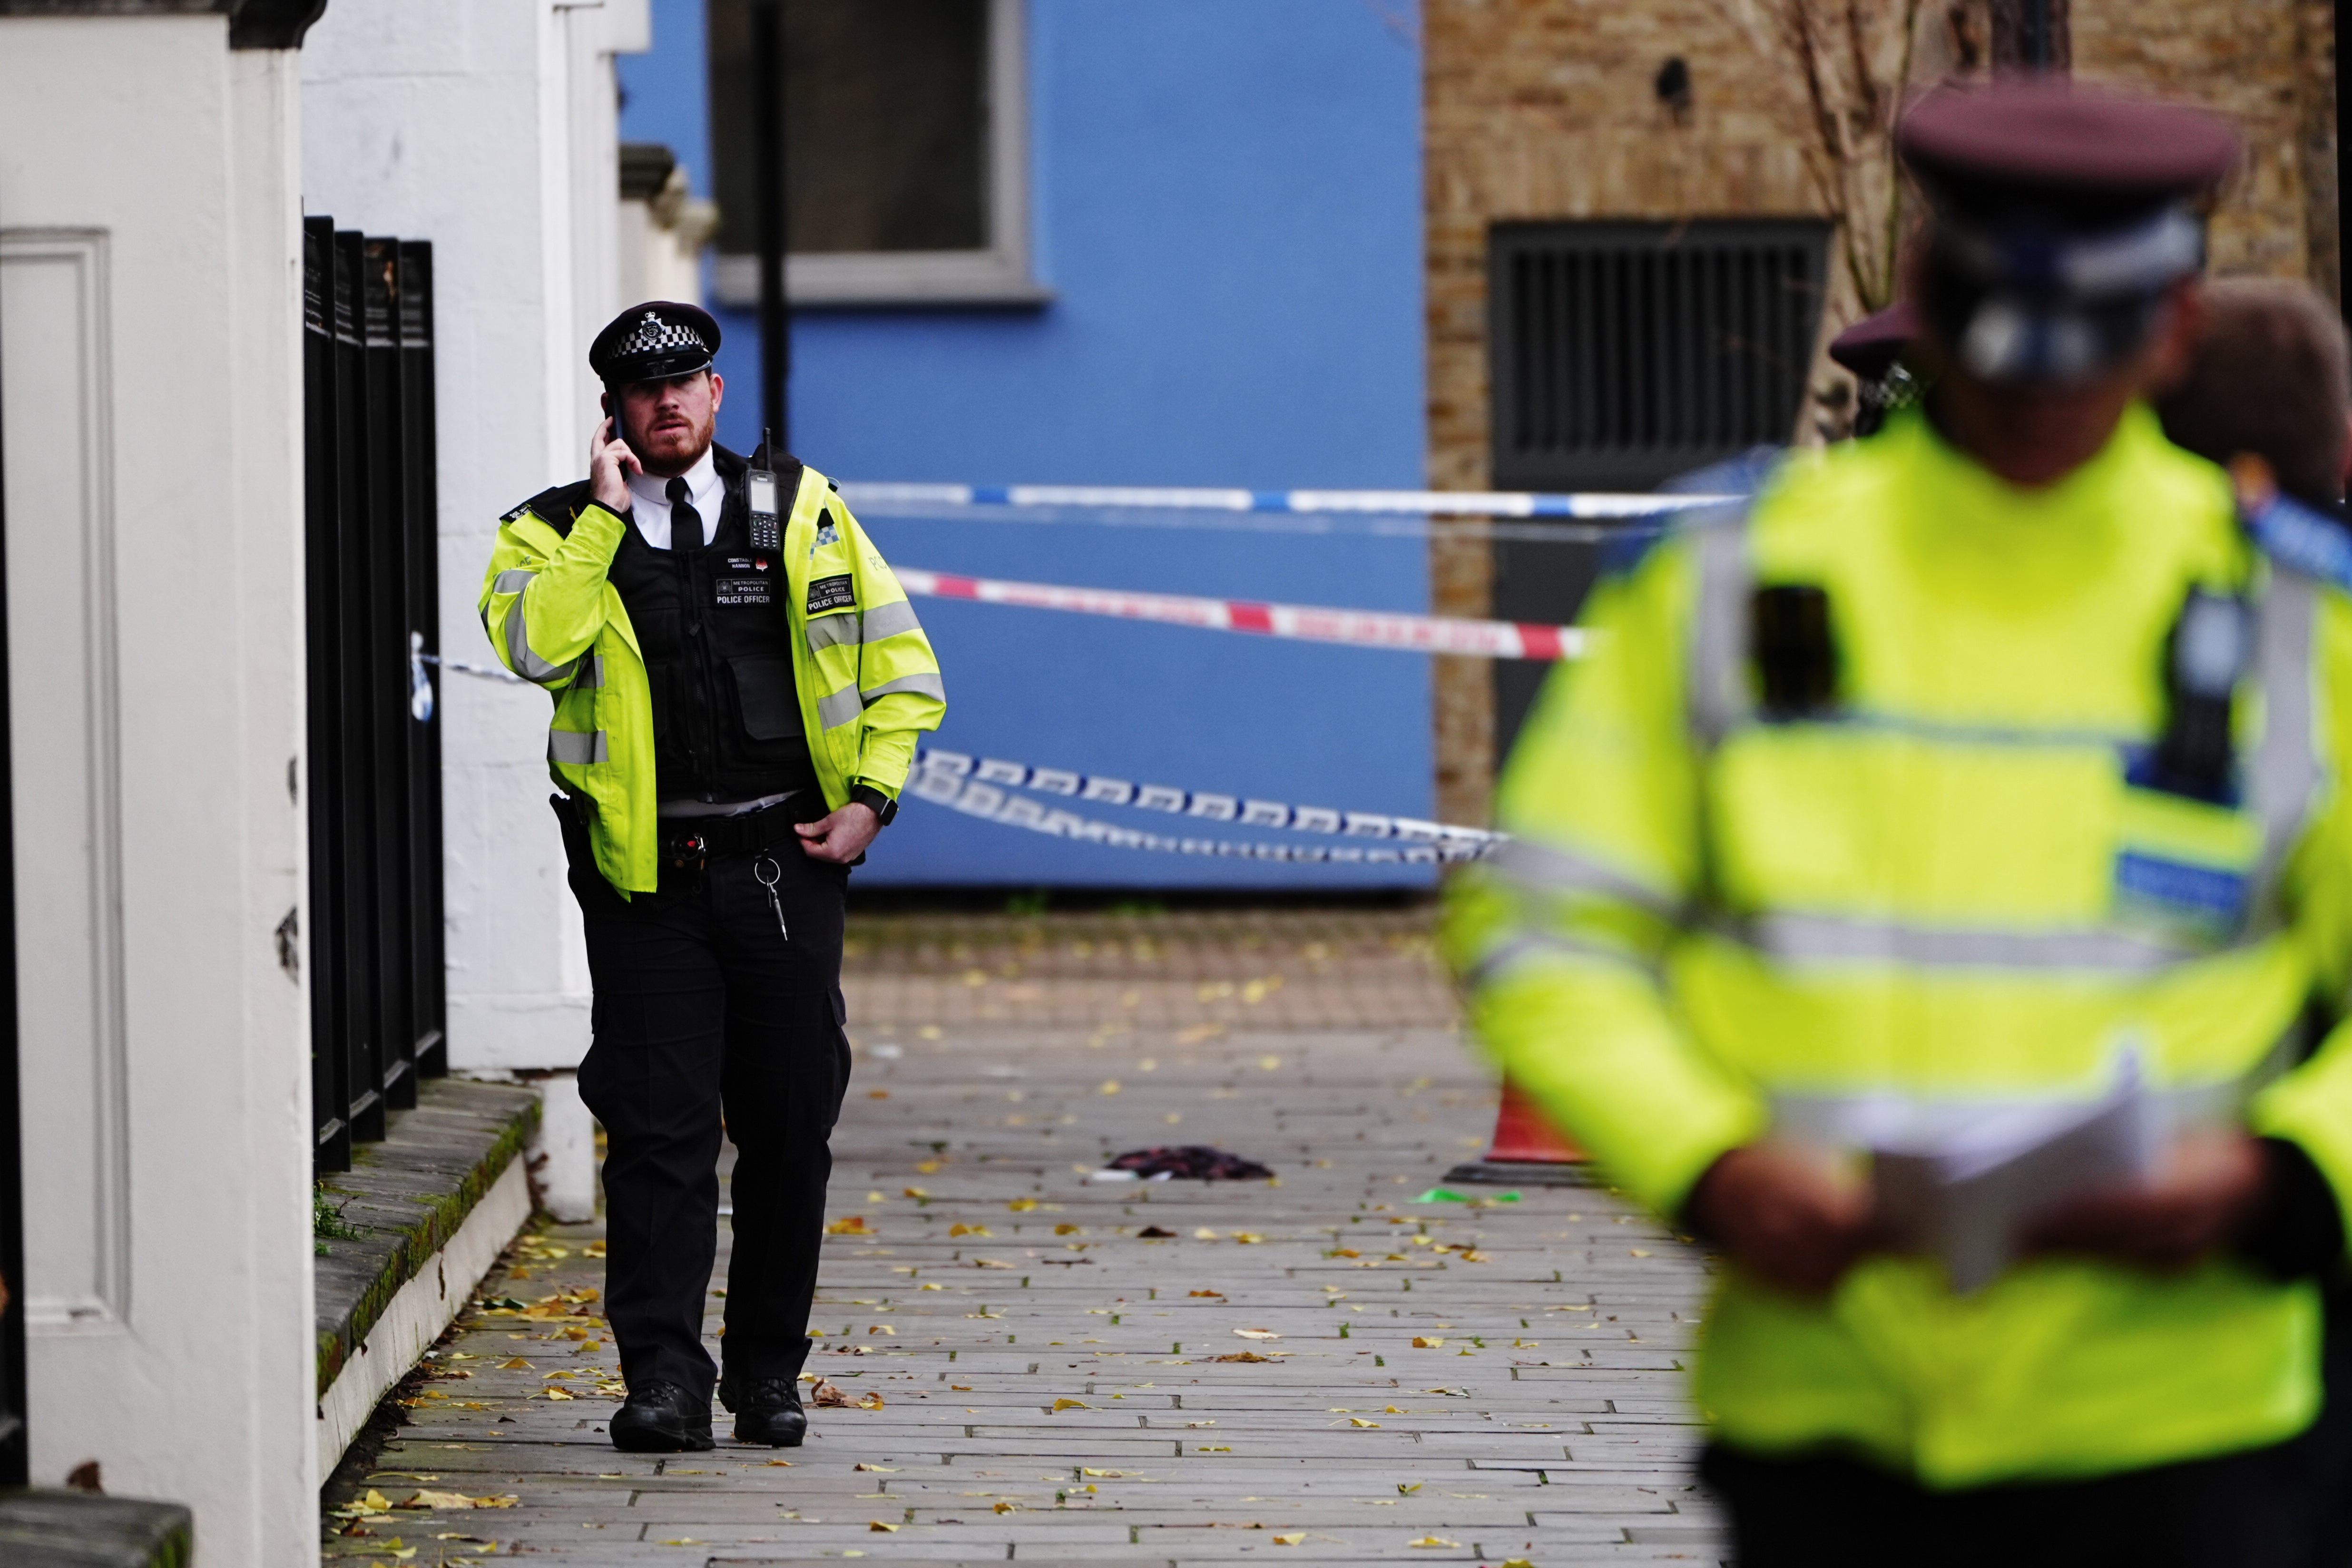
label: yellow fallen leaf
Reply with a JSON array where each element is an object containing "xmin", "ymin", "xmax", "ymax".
[
  {"xmin": 853, "ymin": 1462, "xmax": 898, "ymax": 1472},
  {"xmin": 1197, "ymin": 1444, "xmax": 1232, "ymax": 1451},
  {"xmin": 867, "ymin": 1088, "xmax": 889, "ymax": 1099},
  {"xmin": 1274, "ymin": 1533, "xmax": 1305, "ymax": 1545},
  {"xmin": 825, "ymin": 1216, "xmax": 875, "ymax": 1235},
  {"xmin": 951, "ymin": 1384, "xmax": 972, "ymax": 1391},
  {"xmin": 994, "ymin": 1501, "xmax": 1017, "ymax": 1513},
  {"xmin": 1234, "ymin": 1329, "xmax": 1280, "ymax": 1341},
  {"xmin": 1349, "ymin": 1418, "xmax": 1382, "ymax": 1428},
  {"xmin": 1189, "ymin": 1288, "xmax": 1224, "ymax": 1297},
  {"xmin": 1630, "ymin": 1248, "xmax": 1653, "ymax": 1257},
  {"xmin": 764, "ymin": 1459, "xmax": 793, "ymax": 1466},
  {"xmin": 1260, "ymin": 1055, "xmax": 1282, "ymax": 1070},
  {"xmin": 868, "ymin": 1521, "xmax": 898, "ymax": 1532},
  {"xmin": 920, "ymin": 1282, "xmax": 945, "ymax": 1290},
  {"xmin": 902, "ymin": 1186, "xmax": 929, "ymax": 1198},
  {"xmin": 359, "ymin": 1490, "xmax": 394, "ymax": 1513},
  {"xmin": 1214, "ymin": 1351, "xmax": 1275, "ymax": 1362},
  {"xmin": 1503, "ymin": 1559, "xmax": 1536, "ymax": 1568},
  {"xmin": 1397, "ymin": 1482, "xmax": 1421, "ymax": 1494},
  {"xmin": 1412, "ymin": 1336, "xmax": 1444, "ymax": 1348},
  {"xmin": 950, "ymin": 1223, "xmax": 991, "ymax": 1237},
  {"xmin": 1008, "ymin": 1197, "xmax": 1039, "ymax": 1212},
  {"xmin": 543, "ymin": 1388, "xmax": 575, "ymax": 1401},
  {"xmin": 1385, "ymin": 1405, "xmax": 1404, "ymax": 1414},
  {"xmin": 1054, "ymin": 1223, "xmax": 1080, "ymax": 1235},
  {"xmin": 1099, "ymin": 1080, "xmax": 1121, "ymax": 1094},
  {"xmin": 1082, "ymin": 1467, "xmax": 1123, "ymax": 1477},
  {"xmin": 855, "ymin": 1392, "xmax": 885, "ymax": 1410},
  {"xmin": 386, "ymin": 1545, "xmax": 417, "ymax": 1562},
  {"xmin": 916, "ymin": 1159, "xmax": 941, "ymax": 1173},
  {"xmin": 1233, "ymin": 1232, "xmax": 1266, "ymax": 1244},
  {"xmin": 1194, "ymin": 1227, "xmax": 1220, "ymax": 1240},
  {"xmin": 1410, "ymin": 1536, "xmax": 1460, "ymax": 1548},
  {"xmin": 1053, "ymin": 1397, "xmax": 1089, "ymax": 1411},
  {"xmin": 498, "ymin": 1358, "xmax": 532, "ymax": 1371},
  {"xmin": 659, "ymin": 1539, "xmax": 702, "ymax": 1547}
]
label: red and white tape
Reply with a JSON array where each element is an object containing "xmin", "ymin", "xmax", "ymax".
[{"xmin": 895, "ymin": 568, "xmax": 1587, "ymax": 661}]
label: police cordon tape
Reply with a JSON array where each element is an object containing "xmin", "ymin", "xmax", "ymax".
[
  {"xmin": 909, "ymin": 751, "xmax": 1499, "ymax": 864},
  {"xmin": 894, "ymin": 568, "xmax": 1586, "ymax": 660},
  {"xmin": 914, "ymin": 748, "xmax": 1500, "ymax": 847},
  {"xmin": 843, "ymin": 480, "xmax": 1737, "ymax": 520}
]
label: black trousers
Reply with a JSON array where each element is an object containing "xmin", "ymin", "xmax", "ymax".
[
  {"xmin": 1701, "ymin": 1429, "xmax": 2336, "ymax": 1568},
  {"xmin": 564, "ymin": 804, "xmax": 851, "ymax": 1401}
]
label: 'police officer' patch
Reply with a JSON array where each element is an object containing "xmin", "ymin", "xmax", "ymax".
[
  {"xmin": 806, "ymin": 573, "xmax": 856, "ymax": 615},
  {"xmin": 715, "ymin": 577, "xmax": 772, "ymax": 607}
]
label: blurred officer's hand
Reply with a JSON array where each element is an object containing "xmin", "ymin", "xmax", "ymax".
[
  {"xmin": 2020, "ymin": 1128, "xmax": 2271, "ymax": 1273},
  {"xmin": 1687, "ymin": 1143, "xmax": 1877, "ymax": 1297},
  {"xmin": 590, "ymin": 416, "xmax": 641, "ymax": 514},
  {"xmin": 795, "ymin": 802, "xmax": 880, "ymax": 864}
]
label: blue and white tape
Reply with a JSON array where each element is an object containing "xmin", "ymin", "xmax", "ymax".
[
  {"xmin": 910, "ymin": 748, "xmax": 1501, "ymax": 862},
  {"xmin": 843, "ymin": 481, "xmax": 1735, "ymax": 521}
]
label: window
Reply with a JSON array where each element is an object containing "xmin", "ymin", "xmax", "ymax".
[
  {"xmin": 1484, "ymin": 218, "xmax": 1830, "ymax": 764},
  {"xmin": 1488, "ymin": 218, "xmax": 1831, "ymax": 490},
  {"xmin": 708, "ymin": 0, "xmax": 1041, "ymax": 307}
]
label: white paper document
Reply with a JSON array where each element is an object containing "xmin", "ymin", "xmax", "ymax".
[{"xmin": 1869, "ymin": 1061, "xmax": 2160, "ymax": 1293}]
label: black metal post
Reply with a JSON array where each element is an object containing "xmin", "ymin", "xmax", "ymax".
[
  {"xmin": 2339, "ymin": 0, "xmax": 2348, "ymax": 333},
  {"xmin": 754, "ymin": 0, "xmax": 791, "ymax": 456},
  {"xmin": 303, "ymin": 217, "xmax": 353, "ymax": 1173},
  {"xmin": 2026, "ymin": 0, "xmax": 2051, "ymax": 69}
]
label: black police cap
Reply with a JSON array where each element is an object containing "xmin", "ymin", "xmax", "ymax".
[
  {"xmin": 590, "ymin": 301, "xmax": 721, "ymax": 386},
  {"xmin": 1898, "ymin": 81, "xmax": 2239, "ymax": 231}
]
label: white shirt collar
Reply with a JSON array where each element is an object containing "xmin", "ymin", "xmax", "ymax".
[{"xmin": 624, "ymin": 446, "xmax": 723, "ymax": 549}]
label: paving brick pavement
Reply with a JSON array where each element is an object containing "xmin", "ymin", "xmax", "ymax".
[{"xmin": 324, "ymin": 912, "xmax": 1725, "ymax": 1567}]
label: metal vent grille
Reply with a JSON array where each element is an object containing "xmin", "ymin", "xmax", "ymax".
[{"xmin": 1489, "ymin": 219, "xmax": 1832, "ymax": 490}]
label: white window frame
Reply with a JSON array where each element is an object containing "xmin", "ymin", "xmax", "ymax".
[{"xmin": 714, "ymin": 0, "xmax": 1044, "ymax": 309}]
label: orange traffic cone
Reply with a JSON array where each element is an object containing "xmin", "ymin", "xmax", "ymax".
[{"xmin": 1443, "ymin": 1080, "xmax": 1593, "ymax": 1187}]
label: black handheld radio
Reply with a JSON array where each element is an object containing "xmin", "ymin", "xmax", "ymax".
[{"xmin": 747, "ymin": 425, "xmax": 781, "ymax": 550}]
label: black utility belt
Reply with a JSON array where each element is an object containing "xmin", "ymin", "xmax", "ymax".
[{"xmin": 657, "ymin": 799, "xmax": 807, "ymax": 865}]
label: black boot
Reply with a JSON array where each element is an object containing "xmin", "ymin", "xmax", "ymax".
[
  {"xmin": 720, "ymin": 1377, "xmax": 807, "ymax": 1447},
  {"xmin": 609, "ymin": 1380, "xmax": 715, "ymax": 1453}
]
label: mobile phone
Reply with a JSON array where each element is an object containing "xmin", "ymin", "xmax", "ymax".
[{"xmin": 608, "ymin": 398, "xmax": 628, "ymax": 451}]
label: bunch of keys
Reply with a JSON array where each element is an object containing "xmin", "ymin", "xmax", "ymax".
[{"xmin": 753, "ymin": 854, "xmax": 789, "ymax": 941}]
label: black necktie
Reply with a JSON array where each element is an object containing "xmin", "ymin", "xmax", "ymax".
[{"xmin": 667, "ymin": 477, "xmax": 704, "ymax": 552}]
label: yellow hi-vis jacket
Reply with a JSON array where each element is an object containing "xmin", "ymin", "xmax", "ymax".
[
  {"xmin": 478, "ymin": 460, "xmax": 944, "ymax": 894},
  {"xmin": 1443, "ymin": 403, "xmax": 2352, "ymax": 1489}
]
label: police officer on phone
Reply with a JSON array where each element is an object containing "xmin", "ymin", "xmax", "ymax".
[{"xmin": 480, "ymin": 302, "xmax": 945, "ymax": 1451}]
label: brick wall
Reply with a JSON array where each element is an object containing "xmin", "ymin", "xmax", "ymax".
[{"xmin": 1425, "ymin": 0, "xmax": 2338, "ymax": 826}]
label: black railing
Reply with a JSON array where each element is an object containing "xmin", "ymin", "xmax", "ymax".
[{"xmin": 303, "ymin": 216, "xmax": 448, "ymax": 1174}]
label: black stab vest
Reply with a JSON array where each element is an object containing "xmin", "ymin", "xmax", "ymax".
[{"xmin": 605, "ymin": 446, "xmax": 819, "ymax": 804}]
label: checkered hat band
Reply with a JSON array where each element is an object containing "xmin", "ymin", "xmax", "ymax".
[{"xmin": 617, "ymin": 317, "xmax": 707, "ymax": 358}]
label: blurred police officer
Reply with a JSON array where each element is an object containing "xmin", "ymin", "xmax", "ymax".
[
  {"xmin": 480, "ymin": 304, "xmax": 945, "ymax": 1451},
  {"xmin": 1449, "ymin": 83, "xmax": 2352, "ymax": 1565}
]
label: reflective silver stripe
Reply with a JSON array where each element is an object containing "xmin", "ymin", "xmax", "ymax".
[
  {"xmin": 861, "ymin": 598, "xmax": 924, "ymax": 641},
  {"xmin": 1724, "ymin": 911, "xmax": 2201, "ymax": 973},
  {"xmin": 804, "ymin": 600, "xmax": 924, "ymax": 655},
  {"xmin": 547, "ymin": 728, "xmax": 608, "ymax": 765},
  {"xmin": 1773, "ymin": 1078, "xmax": 2250, "ymax": 1152},
  {"xmin": 805, "ymin": 613, "xmax": 862, "ymax": 651},
  {"xmin": 2245, "ymin": 570, "xmax": 2320, "ymax": 927},
  {"xmin": 862, "ymin": 671, "xmax": 947, "ymax": 704},
  {"xmin": 502, "ymin": 598, "xmax": 578, "ymax": 686},
  {"xmin": 1821, "ymin": 710, "xmax": 2134, "ymax": 752},
  {"xmin": 1686, "ymin": 506, "xmax": 1752, "ymax": 749},
  {"xmin": 493, "ymin": 568, "xmax": 537, "ymax": 595},
  {"xmin": 816, "ymin": 684, "xmax": 864, "ymax": 731},
  {"xmin": 1464, "ymin": 928, "xmax": 1651, "ymax": 990},
  {"xmin": 1491, "ymin": 837, "xmax": 1679, "ymax": 918}
]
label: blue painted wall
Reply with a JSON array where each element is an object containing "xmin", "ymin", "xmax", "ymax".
[{"xmin": 618, "ymin": 0, "xmax": 1429, "ymax": 887}]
